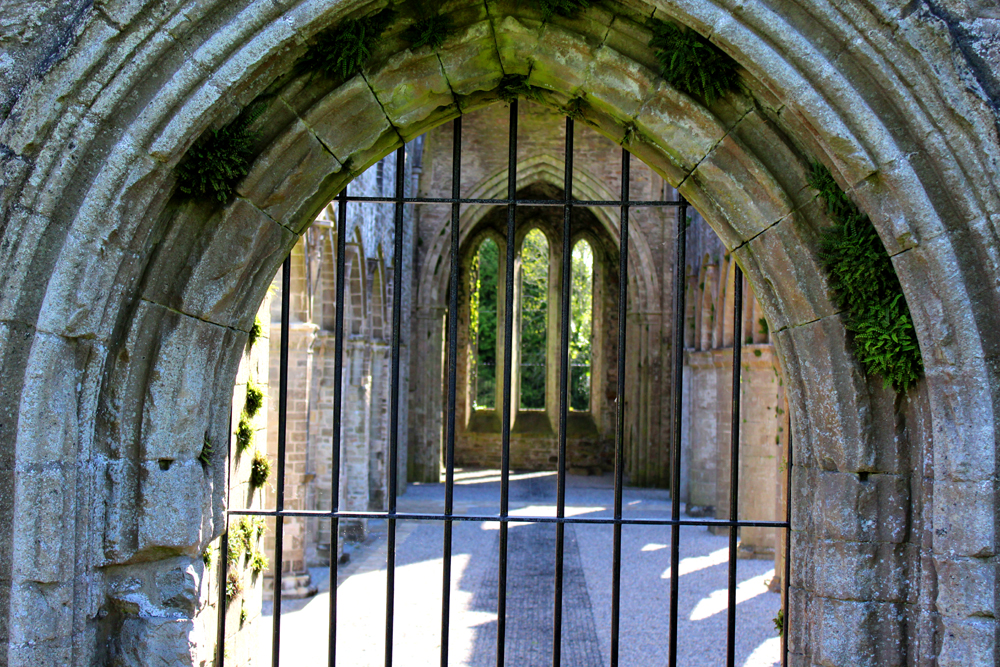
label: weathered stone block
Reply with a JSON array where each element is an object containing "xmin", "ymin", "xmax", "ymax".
[
  {"xmin": 734, "ymin": 208, "xmax": 836, "ymax": 333},
  {"xmin": 935, "ymin": 557, "xmax": 996, "ymax": 619},
  {"xmin": 793, "ymin": 467, "xmax": 909, "ymax": 543},
  {"xmin": 937, "ymin": 616, "xmax": 996, "ymax": 667},
  {"xmin": 932, "ymin": 480, "xmax": 996, "ymax": 558},
  {"xmin": 773, "ymin": 316, "xmax": 875, "ymax": 472},
  {"xmin": 140, "ymin": 311, "xmax": 244, "ymax": 462},
  {"xmin": 293, "ymin": 75, "xmax": 396, "ymax": 166},
  {"xmin": 142, "ymin": 198, "xmax": 295, "ymax": 330},
  {"xmin": 12, "ymin": 466, "xmax": 69, "ymax": 583},
  {"xmin": 138, "ymin": 459, "xmax": 207, "ymax": 555},
  {"xmin": 437, "ymin": 20, "xmax": 504, "ymax": 100},
  {"xmin": 113, "ymin": 616, "xmax": 198, "ymax": 667},
  {"xmin": 583, "ymin": 42, "xmax": 658, "ymax": 121},
  {"xmin": 240, "ymin": 118, "xmax": 344, "ymax": 233}
]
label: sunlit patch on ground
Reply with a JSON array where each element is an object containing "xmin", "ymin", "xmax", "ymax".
[{"xmin": 262, "ymin": 472, "xmax": 783, "ymax": 666}]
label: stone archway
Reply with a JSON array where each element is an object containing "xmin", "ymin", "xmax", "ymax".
[{"xmin": 1, "ymin": 1, "xmax": 998, "ymax": 665}]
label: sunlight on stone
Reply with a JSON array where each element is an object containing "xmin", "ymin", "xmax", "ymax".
[
  {"xmin": 641, "ymin": 543, "xmax": 668, "ymax": 551},
  {"xmin": 479, "ymin": 505, "xmax": 607, "ymax": 530},
  {"xmin": 660, "ymin": 547, "xmax": 729, "ymax": 579},
  {"xmin": 689, "ymin": 569, "xmax": 775, "ymax": 621},
  {"xmin": 743, "ymin": 636, "xmax": 781, "ymax": 667}
]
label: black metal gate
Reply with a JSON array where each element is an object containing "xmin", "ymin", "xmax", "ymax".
[{"xmin": 219, "ymin": 101, "xmax": 793, "ymax": 667}]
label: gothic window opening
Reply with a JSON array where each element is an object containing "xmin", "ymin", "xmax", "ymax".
[
  {"xmin": 518, "ymin": 228, "xmax": 549, "ymax": 411},
  {"xmin": 471, "ymin": 237, "xmax": 499, "ymax": 410},
  {"xmin": 569, "ymin": 239, "xmax": 594, "ymax": 412}
]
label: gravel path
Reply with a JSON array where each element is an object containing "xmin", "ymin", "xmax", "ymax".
[{"xmin": 259, "ymin": 471, "xmax": 782, "ymax": 666}]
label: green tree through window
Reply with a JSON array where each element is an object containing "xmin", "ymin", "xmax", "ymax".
[
  {"xmin": 570, "ymin": 240, "xmax": 594, "ymax": 410},
  {"xmin": 471, "ymin": 238, "xmax": 498, "ymax": 409},
  {"xmin": 520, "ymin": 229, "xmax": 549, "ymax": 410}
]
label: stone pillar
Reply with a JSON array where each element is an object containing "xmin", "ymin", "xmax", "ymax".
[
  {"xmin": 407, "ymin": 305, "xmax": 445, "ymax": 482},
  {"xmin": 264, "ymin": 320, "xmax": 319, "ymax": 599},
  {"xmin": 341, "ymin": 340, "xmax": 372, "ymax": 540},
  {"xmin": 736, "ymin": 345, "xmax": 782, "ymax": 557},
  {"xmin": 686, "ymin": 350, "xmax": 720, "ymax": 512}
]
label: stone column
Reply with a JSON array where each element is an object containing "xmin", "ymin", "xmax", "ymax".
[{"xmin": 264, "ymin": 320, "xmax": 318, "ymax": 599}]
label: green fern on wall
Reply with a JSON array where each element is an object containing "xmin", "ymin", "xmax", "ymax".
[
  {"xmin": 648, "ymin": 19, "xmax": 740, "ymax": 103},
  {"xmin": 496, "ymin": 74, "xmax": 543, "ymax": 104},
  {"xmin": 244, "ymin": 380, "xmax": 264, "ymax": 418},
  {"xmin": 406, "ymin": 14, "xmax": 452, "ymax": 49},
  {"xmin": 809, "ymin": 163, "xmax": 923, "ymax": 391},
  {"xmin": 301, "ymin": 9, "xmax": 396, "ymax": 80},
  {"xmin": 175, "ymin": 101, "xmax": 266, "ymax": 203},
  {"xmin": 249, "ymin": 449, "xmax": 271, "ymax": 490},
  {"xmin": 534, "ymin": 0, "xmax": 591, "ymax": 20}
]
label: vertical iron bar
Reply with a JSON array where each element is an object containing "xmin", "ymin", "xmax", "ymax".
[
  {"xmin": 726, "ymin": 266, "xmax": 744, "ymax": 667},
  {"xmin": 497, "ymin": 100, "xmax": 519, "ymax": 667},
  {"xmin": 782, "ymin": 422, "xmax": 793, "ymax": 666},
  {"xmin": 610, "ymin": 147, "xmax": 631, "ymax": 667},
  {"xmin": 385, "ymin": 145, "xmax": 406, "ymax": 667},
  {"xmin": 667, "ymin": 198, "xmax": 687, "ymax": 667},
  {"xmin": 272, "ymin": 256, "xmax": 291, "ymax": 667},
  {"xmin": 552, "ymin": 116, "xmax": 574, "ymax": 667},
  {"xmin": 328, "ymin": 186, "xmax": 349, "ymax": 667},
  {"xmin": 216, "ymin": 520, "xmax": 229, "ymax": 666},
  {"xmin": 216, "ymin": 407, "xmax": 234, "ymax": 667},
  {"xmin": 441, "ymin": 118, "xmax": 462, "ymax": 667}
]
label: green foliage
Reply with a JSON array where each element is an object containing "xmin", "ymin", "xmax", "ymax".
[
  {"xmin": 175, "ymin": 101, "xmax": 266, "ymax": 203},
  {"xmin": 301, "ymin": 9, "xmax": 396, "ymax": 80},
  {"xmin": 496, "ymin": 74, "xmax": 543, "ymax": 105},
  {"xmin": 534, "ymin": 0, "xmax": 591, "ymax": 20},
  {"xmin": 649, "ymin": 19, "xmax": 740, "ymax": 103},
  {"xmin": 520, "ymin": 230, "xmax": 549, "ymax": 410},
  {"xmin": 248, "ymin": 316, "xmax": 263, "ymax": 350},
  {"xmin": 622, "ymin": 122, "xmax": 638, "ymax": 146},
  {"xmin": 471, "ymin": 239, "xmax": 499, "ymax": 409},
  {"xmin": 249, "ymin": 551, "xmax": 270, "ymax": 575},
  {"xmin": 569, "ymin": 241, "xmax": 594, "ymax": 410},
  {"xmin": 202, "ymin": 544, "xmax": 214, "ymax": 567},
  {"xmin": 773, "ymin": 608, "xmax": 784, "ymax": 635},
  {"xmin": 808, "ymin": 163, "xmax": 923, "ymax": 391},
  {"xmin": 406, "ymin": 14, "xmax": 452, "ymax": 50},
  {"xmin": 198, "ymin": 435, "xmax": 213, "ymax": 467},
  {"xmin": 227, "ymin": 529, "xmax": 243, "ymax": 564},
  {"xmin": 239, "ymin": 605, "xmax": 248, "ymax": 627},
  {"xmin": 235, "ymin": 518, "xmax": 257, "ymax": 557},
  {"xmin": 249, "ymin": 449, "xmax": 271, "ymax": 490},
  {"xmin": 236, "ymin": 415, "xmax": 254, "ymax": 454},
  {"xmin": 563, "ymin": 97, "xmax": 587, "ymax": 121},
  {"xmin": 226, "ymin": 570, "xmax": 242, "ymax": 602},
  {"xmin": 244, "ymin": 380, "xmax": 264, "ymax": 419},
  {"xmin": 758, "ymin": 316, "xmax": 769, "ymax": 337}
]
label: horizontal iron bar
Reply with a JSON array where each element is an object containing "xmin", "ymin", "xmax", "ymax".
[
  {"xmin": 226, "ymin": 508, "xmax": 789, "ymax": 528},
  {"xmin": 338, "ymin": 196, "xmax": 684, "ymax": 207}
]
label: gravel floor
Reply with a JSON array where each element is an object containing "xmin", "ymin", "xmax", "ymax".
[{"xmin": 259, "ymin": 471, "xmax": 782, "ymax": 666}]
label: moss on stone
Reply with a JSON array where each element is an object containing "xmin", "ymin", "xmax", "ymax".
[
  {"xmin": 648, "ymin": 19, "xmax": 739, "ymax": 103},
  {"xmin": 496, "ymin": 74, "xmax": 543, "ymax": 104},
  {"xmin": 236, "ymin": 415, "xmax": 254, "ymax": 454},
  {"xmin": 244, "ymin": 380, "xmax": 264, "ymax": 418},
  {"xmin": 247, "ymin": 316, "xmax": 263, "ymax": 350},
  {"xmin": 300, "ymin": 8, "xmax": 396, "ymax": 80},
  {"xmin": 808, "ymin": 163, "xmax": 923, "ymax": 391},
  {"xmin": 175, "ymin": 101, "xmax": 266, "ymax": 203},
  {"xmin": 249, "ymin": 449, "xmax": 271, "ymax": 490},
  {"xmin": 406, "ymin": 14, "xmax": 452, "ymax": 50}
]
